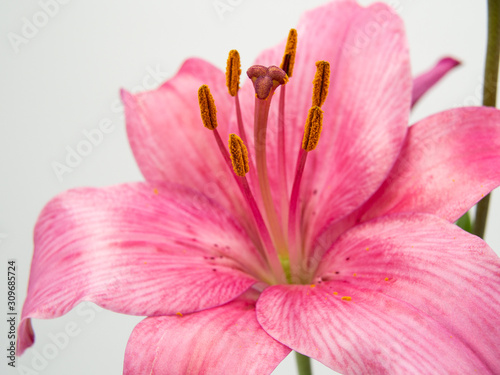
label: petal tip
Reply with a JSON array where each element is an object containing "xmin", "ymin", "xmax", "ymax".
[
  {"xmin": 16, "ymin": 318, "xmax": 35, "ymax": 356},
  {"xmin": 120, "ymin": 88, "xmax": 136, "ymax": 108},
  {"xmin": 440, "ymin": 56, "xmax": 462, "ymax": 68}
]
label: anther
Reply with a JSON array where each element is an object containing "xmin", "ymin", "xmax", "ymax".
[
  {"xmin": 226, "ymin": 50, "xmax": 241, "ymax": 96},
  {"xmin": 198, "ymin": 85, "xmax": 218, "ymax": 130},
  {"xmin": 247, "ymin": 65, "xmax": 288, "ymax": 100},
  {"xmin": 312, "ymin": 61, "xmax": 330, "ymax": 108},
  {"xmin": 302, "ymin": 106, "xmax": 324, "ymax": 151},
  {"xmin": 280, "ymin": 29, "xmax": 297, "ymax": 77},
  {"xmin": 228, "ymin": 134, "xmax": 249, "ymax": 176}
]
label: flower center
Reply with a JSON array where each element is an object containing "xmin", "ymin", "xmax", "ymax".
[{"xmin": 198, "ymin": 30, "xmax": 330, "ymax": 285}]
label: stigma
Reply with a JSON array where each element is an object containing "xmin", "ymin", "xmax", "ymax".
[{"xmin": 246, "ymin": 65, "xmax": 288, "ymax": 100}]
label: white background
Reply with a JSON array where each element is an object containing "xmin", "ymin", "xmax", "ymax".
[{"xmin": 1, "ymin": 0, "xmax": 498, "ymax": 374}]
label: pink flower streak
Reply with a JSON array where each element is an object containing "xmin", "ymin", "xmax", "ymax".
[{"xmin": 18, "ymin": 1, "xmax": 500, "ymax": 374}]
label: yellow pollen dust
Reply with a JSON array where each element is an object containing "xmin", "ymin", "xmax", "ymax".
[
  {"xmin": 153, "ymin": 188, "xmax": 158, "ymax": 195},
  {"xmin": 333, "ymin": 292, "xmax": 338, "ymax": 295},
  {"xmin": 310, "ymin": 284, "xmax": 316, "ymax": 288},
  {"xmin": 226, "ymin": 50, "xmax": 241, "ymax": 96},
  {"xmin": 176, "ymin": 312, "xmax": 183, "ymax": 317},
  {"xmin": 302, "ymin": 106, "xmax": 324, "ymax": 151},
  {"xmin": 280, "ymin": 28, "xmax": 297, "ymax": 77},
  {"xmin": 341, "ymin": 296, "xmax": 352, "ymax": 301},
  {"xmin": 353, "ymin": 273, "xmax": 357, "ymax": 277},
  {"xmin": 198, "ymin": 85, "xmax": 218, "ymax": 130},
  {"xmin": 366, "ymin": 247, "xmax": 369, "ymax": 251},
  {"xmin": 312, "ymin": 61, "xmax": 330, "ymax": 108},
  {"xmin": 228, "ymin": 134, "xmax": 249, "ymax": 176},
  {"xmin": 384, "ymin": 277, "xmax": 389, "ymax": 281}
]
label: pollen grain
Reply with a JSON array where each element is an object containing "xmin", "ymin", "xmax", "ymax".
[
  {"xmin": 280, "ymin": 28, "xmax": 298, "ymax": 77},
  {"xmin": 198, "ymin": 85, "xmax": 218, "ymax": 130},
  {"xmin": 312, "ymin": 61, "xmax": 330, "ymax": 108},
  {"xmin": 226, "ymin": 50, "xmax": 241, "ymax": 96},
  {"xmin": 302, "ymin": 106, "xmax": 324, "ymax": 151},
  {"xmin": 228, "ymin": 134, "xmax": 249, "ymax": 176}
]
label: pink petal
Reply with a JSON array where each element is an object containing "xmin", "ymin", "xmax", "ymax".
[
  {"xmin": 18, "ymin": 182, "xmax": 263, "ymax": 354},
  {"xmin": 355, "ymin": 106, "xmax": 500, "ymax": 224},
  {"xmin": 122, "ymin": 58, "xmax": 246, "ymax": 221},
  {"xmin": 124, "ymin": 292, "xmax": 291, "ymax": 375},
  {"xmin": 412, "ymin": 57, "xmax": 461, "ymax": 107},
  {"xmin": 233, "ymin": 1, "xmax": 411, "ymax": 249},
  {"xmin": 258, "ymin": 214, "xmax": 500, "ymax": 374}
]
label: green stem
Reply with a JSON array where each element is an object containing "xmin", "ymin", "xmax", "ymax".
[
  {"xmin": 295, "ymin": 352, "xmax": 312, "ymax": 375},
  {"xmin": 473, "ymin": 0, "xmax": 500, "ymax": 238}
]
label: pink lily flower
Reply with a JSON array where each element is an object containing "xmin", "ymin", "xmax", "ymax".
[{"xmin": 19, "ymin": 0, "xmax": 500, "ymax": 374}]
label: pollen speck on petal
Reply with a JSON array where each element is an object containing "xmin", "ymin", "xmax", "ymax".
[{"xmin": 341, "ymin": 296, "xmax": 352, "ymax": 301}]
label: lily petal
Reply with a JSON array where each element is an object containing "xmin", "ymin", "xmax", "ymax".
[
  {"xmin": 301, "ymin": 2, "xmax": 411, "ymax": 247},
  {"xmin": 356, "ymin": 106, "xmax": 500, "ymax": 223},
  {"xmin": 122, "ymin": 58, "xmax": 245, "ymax": 221},
  {"xmin": 258, "ymin": 214, "xmax": 500, "ymax": 374},
  {"xmin": 234, "ymin": 1, "xmax": 411, "ymax": 248},
  {"xmin": 412, "ymin": 57, "xmax": 461, "ymax": 107},
  {"xmin": 18, "ymin": 182, "xmax": 262, "ymax": 354},
  {"xmin": 124, "ymin": 292, "xmax": 291, "ymax": 375}
]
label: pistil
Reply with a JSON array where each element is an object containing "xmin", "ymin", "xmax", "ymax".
[{"xmin": 247, "ymin": 65, "xmax": 289, "ymax": 260}]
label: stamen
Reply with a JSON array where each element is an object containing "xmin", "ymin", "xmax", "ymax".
[
  {"xmin": 312, "ymin": 61, "xmax": 330, "ymax": 108},
  {"xmin": 198, "ymin": 85, "xmax": 218, "ymax": 130},
  {"xmin": 277, "ymin": 86, "xmax": 289, "ymax": 234},
  {"xmin": 302, "ymin": 106, "xmax": 324, "ymax": 151},
  {"xmin": 287, "ymin": 147, "xmax": 308, "ymax": 281},
  {"xmin": 227, "ymin": 50, "xmax": 254, "ymax": 175},
  {"xmin": 197, "ymin": 85, "xmax": 230, "ymax": 169},
  {"xmin": 226, "ymin": 134, "xmax": 287, "ymax": 284},
  {"xmin": 228, "ymin": 134, "xmax": 249, "ymax": 176},
  {"xmin": 226, "ymin": 50, "xmax": 241, "ymax": 97},
  {"xmin": 288, "ymin": 105, "xmax": 325, "ymax": 282},
  {"xmin": 277, "ymin": 29, "xmax": 298, "ymax": 237},
  {"xmin": 280, "ymin": 28, "xmax": 297, "ymax": 77}
]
